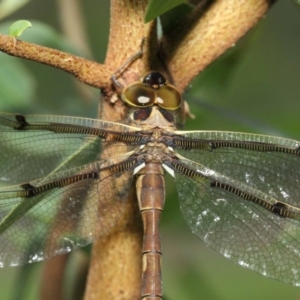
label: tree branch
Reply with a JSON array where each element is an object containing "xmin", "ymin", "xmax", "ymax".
[
  {"xmin": 84, "ymin": 1, "xmax": 150, "ymax": 299},
  {"xmin": 163, "ymin": 0, "xmax": 276, "ymax": 92},
  {"xmin": 0, "ymin": 34, "xmax": 110, "ymax": 89},
  {"xmin": 40, "ymin": 255, "xmax": 69, "ymax": 300}
]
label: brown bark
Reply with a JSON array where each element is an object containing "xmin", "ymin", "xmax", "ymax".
[
  {"xmin": 84, "ymin": 186, "xmax": 143, "ymax": 300},
  {"xmin": 0, "ymin": 34, "xmax": 110, "ymax": 89},
  {"xmin": 85, "ymin": 2, "xmax": 149, "ymax": 299},
  {"xmin": 40, "ymin": 254, "xmax": 69, "ymax": 300},
  {"xmin": 163, "ymin": 0, "xmax": 275, "ymax": 91}
]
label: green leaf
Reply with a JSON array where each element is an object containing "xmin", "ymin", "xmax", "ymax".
[
  {"xmin": 1, "ymin": 20, "xmax": 83, "ymax": 55},
  {"xmin": 0, "ymin": 54, "xmax": 35, "ymax": 110},
  {"xmin": 0, "ymin": 189, "xmax": 45, "ymax": 236},
  {"xmin": 8, "ymin": 20, "xmax": 32, "ymax": 37},
  {"xmin": 160, "ymin": 3, "xmax": 193, "ymax": 34},
  {"xmin": 0, "ymin": 0, "xmax": 30, "ymax": 20},
  {"xmin": 145, "ymin": 0, "xmax": 188, "ymax": 22},
  {"xmin": 291, "ymin": 0, "xmax": 300, "ymax": 10}
]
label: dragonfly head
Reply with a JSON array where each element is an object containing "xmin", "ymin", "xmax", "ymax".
[{"xmin": 122, "ymin": 71, "xmax": 186, "ymax": 128}]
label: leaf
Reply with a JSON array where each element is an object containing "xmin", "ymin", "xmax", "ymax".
[
  {"xmin": 291, "ymin": 0, "xmax": 300, "ymax": 11},
  {"xmin": 8, "ymin": 20, "xmax": 32, "ymax": 38},
  {"xmin": 1, "ymin": 20, "xmax": 84, "ymax": 55},
  {"xmin": 0, "ymin": 54, "xmax": 35, "ymax": 110},
  {"xmin": 0, "ymin": 0, "xmax": 30, "ymax": 20},
  {"xmin": 160, "ymin": 3, "xmax": 193, "ymax": 34},
  {"xmin": 145, "ymin": 0, "xmax": 188, "ymax": 22}
]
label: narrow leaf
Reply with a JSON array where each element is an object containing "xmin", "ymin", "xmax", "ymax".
[
  {"xmin": 145, "ymin": 0, "xmax": 188, "ymax": 22},
  {"xmin": 0, "ymin": 0, "xmax": 30, "ymax": 20},
  {"xmin": 291, "ymin": 0, "xmax": 300, "ymax": 11},
  {"xmin": 8, "ymin": 20, "xmax": 32, "ymax": 37}
]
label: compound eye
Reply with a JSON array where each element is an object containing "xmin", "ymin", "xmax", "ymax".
[
  {"xmin": 122, "ymin": 83, "xmax": 155, "ymax": 107},
  {"xmin": 156, "ymin": 84, "xmax": 182, "ymax": 110},
  {"xmin": 133, "ymin": 107, "xmax": 152, "ymax": 121}
]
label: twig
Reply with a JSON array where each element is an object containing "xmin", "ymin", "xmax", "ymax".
[
  {"xmin": 0, "ymin": 34, "xmax": 110, "ymax": 89},
  {"xmin": 163, "ymin": 0, "xmax": 276, "ymax": 91}
]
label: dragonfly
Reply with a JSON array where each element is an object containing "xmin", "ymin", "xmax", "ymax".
[{"xmin": 1, "ymin": 70, "xmax": 300, "ymax": 299}]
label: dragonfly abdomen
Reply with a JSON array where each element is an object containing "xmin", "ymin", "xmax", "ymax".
[{"xmin": 136, "ymin": 163, "xmax": 165, "ymax": 300}]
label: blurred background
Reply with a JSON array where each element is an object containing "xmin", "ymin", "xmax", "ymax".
[{"xmin": 0, "ymin": 0, "xmax": 300, "ymax": 299}]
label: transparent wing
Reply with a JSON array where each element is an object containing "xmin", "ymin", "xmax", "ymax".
[
  {"xmin": 172, "ymin": 131, "xmax": 300, "ymax": 286},
  {"xmin": 0, "ymin": 113, "xmax": 141, "ymax": 185},
  {"xmin": 174, "ymin": 131, "xmax": 300, "ymax": 206},
  {"xmin": 0, "ymin": 112, "xmax": 142, "ymax": 266},
  {"xmin": 0, "ymin": 154, "xmax": 139, "ymax": 267}
]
